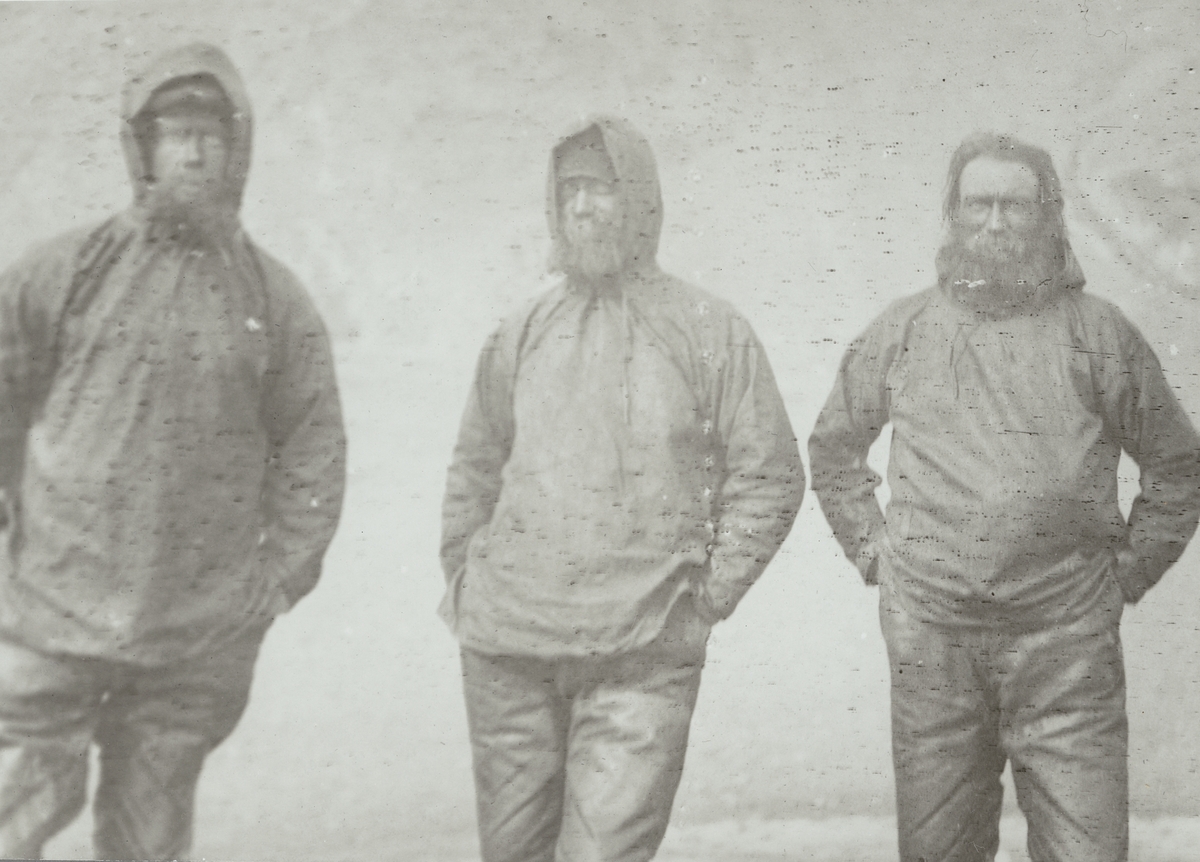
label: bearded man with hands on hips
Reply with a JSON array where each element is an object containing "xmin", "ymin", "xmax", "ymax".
[{"xmin": 809, "ymin": 131, "xmax": 1200, "ymax": 862}]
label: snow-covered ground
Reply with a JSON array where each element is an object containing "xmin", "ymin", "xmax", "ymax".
[{"xmin": 659, "ymin": 815, "xmax": 1200, "ymax": 862}]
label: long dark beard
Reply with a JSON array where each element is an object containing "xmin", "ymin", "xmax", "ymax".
[
  {"xmin": 936, "ymin": 223, "xmax": 1064, "ymax": 315},
  {"xmin": 142, "ymin": 182, "xmax": 239, "ymax": 250}
]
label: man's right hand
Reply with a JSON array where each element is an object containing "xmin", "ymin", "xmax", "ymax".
[{"xmin": 856, "ymin": 536, "xmax": 885, "ymax": 586}]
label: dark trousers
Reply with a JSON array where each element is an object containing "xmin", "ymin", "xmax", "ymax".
[
  {"xmin": 460, "ymin": 622, "xmax": 705, "ymax": 862},
  {"xmin": 880, "ymin": 580, "xmax": 1128, "ymax": 862},
  {"xmin": 0, "ymin": 630, "xmax": 264, "ymax": 860}
]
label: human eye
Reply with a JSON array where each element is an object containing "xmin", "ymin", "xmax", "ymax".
[
  {"xmin": 156, "ymin": 124, "xmax": 188, "ymax": 143},
  {"xmin": 1003, "ymin": 199, "xmax": 1038, "ymax": 219},
  {"xmin": 558, "ymin": 178, "xmax": 581, "ymax": 200},
  {"xmin": 963, "ymin": 199, "xmax": 992, "ymax": 219}
]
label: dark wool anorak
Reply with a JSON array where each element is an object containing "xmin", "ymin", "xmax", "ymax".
[
  {"xmin": 0, "ymin": 44, "xmax": 346, "ymax": 664},
  {"xmin": 809, "ymin": 252, "xmax": 1200, "ymax": 631},
  {"xmin": 440, "ymin": 116, "xmax": 804, "ymax": 658}
]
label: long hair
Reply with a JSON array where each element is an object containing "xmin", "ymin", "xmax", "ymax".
[{"xmin": 942, "ymin": 132, "xmax": 1065, "ymax": 233}]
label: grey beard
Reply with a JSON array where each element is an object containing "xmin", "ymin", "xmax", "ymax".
[
  {"xmin": 937, "ymin": 227, "xmax": 1063, "ymax": 315},
  {"xmin": 559, "ymin": 228, "xmax": 626, "ymax": 281},
  {"xmin": 143, "ymin": 183, "xmax": 238, "ymax": 249}
]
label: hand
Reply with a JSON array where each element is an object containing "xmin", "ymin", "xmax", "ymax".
[
  {"xmin": 241, "ymin": 554, "xmax": 292, "ymax": 625},
  {"xmin": 689, "ymin": 580, "xmax": 724, "ymax": 625},
  {"xmin": 261, "ymin": 557, "xmax": 293, "ymax": 618},
  {"xmin": 1113, "ymin": 546, "xmax": 1144, "ymax": 604},
  {"xmin": 856, "ymin": 538, "xmax": 884, "ymax": 586}
]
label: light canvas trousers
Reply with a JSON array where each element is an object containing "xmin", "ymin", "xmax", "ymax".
[
  {"xmin": 0, "ymin": 630, "xmax": 263, "ymax": 860},
  {"xmin": 461, "ymin": 608, "xmax": 706, "ymax": 862},
  {"xmin": 880, "ymin": 579, "xmax": 1128, "ymax": 862}
]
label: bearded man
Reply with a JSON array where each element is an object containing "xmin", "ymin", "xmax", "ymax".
[
  {"xmin": 809, "ymin": 132, "xmax": 1200, "ymax": 862},
  {"xmin": 441, "ymin": 115, "xmax": 804, "ymax": 862},
  {"xmin": 0, "ymin": 43, "xmax": 345, "ymax": 859}
]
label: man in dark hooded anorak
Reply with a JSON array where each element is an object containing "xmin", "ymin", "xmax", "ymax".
[
  {"xmin": 0, "ymin": 44, "xmax": 345, "ymax": 859},
  {"xmin": 809, "ymin": 132, "xmax": 1200, "ymax": 862},
  {"xmin": 441, "ymin": 116, "xmax": 804, "ymax": 861}
]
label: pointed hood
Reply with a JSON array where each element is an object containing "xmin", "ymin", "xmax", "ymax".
[
  {"xmin": 547, "ymin": 115, "xmax": 663, "ymax": 277},
  {"xmin": 120, "ymin": 42, "xmax": 253, "ymax": 209}
]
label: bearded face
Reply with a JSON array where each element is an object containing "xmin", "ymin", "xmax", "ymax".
[
  {"xmin": 558, "ymin": 176, "xmax": 626, "ymax": 280},
  {"xmin": 144, "ymin": 112, "xmax": 236, "ymax": 244},
  {"xmin": 938, "ymin": 216, "xmax": 1064, "ymax": 311},
  {"xmin": 938, "ymin": 156, "xmax": 1063, "ymax": 314}
]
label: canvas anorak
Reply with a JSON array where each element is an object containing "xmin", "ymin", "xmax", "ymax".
[
  {"xmin": 0, "ymin": 44, "xmax": 346, "ymax": 664},
  {"xmin": 809, "ymin": 249, "xmax": 1200, "ymax": 630},
  {"xmin": 441, "ymin": 116, "xmax": 804, "ymax": 658}
]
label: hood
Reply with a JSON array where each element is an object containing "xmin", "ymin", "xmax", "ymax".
[
  {"xmin": 547, "ymin": 114, "xmax": 663, "ymax": 277},
  {"xmin": 120, "ymin": 42, "xmax": 253, "ymax": 209},
  {"xmin": 1054, "ymin": 240, "xmax": 1087, "ymax": 291}
]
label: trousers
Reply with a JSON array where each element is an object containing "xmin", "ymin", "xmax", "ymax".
[
  {"xmin": 0, "ymin": 629, "xmax": 264, "ymax": 860},
  {"xmin": 460, "ymin": 608, "xmax": 706, "ymax": 862},
  {"xmin": 880, "ymin": 578, "xmax": 1128, "ymax": 862}
]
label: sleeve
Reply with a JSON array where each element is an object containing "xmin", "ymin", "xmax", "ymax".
[
  {"xmin": 1099, "ymin": 315, "xmax": 1200, "ymax": 604},
  {"xmin": 0, "ymin": 248, "xmax": 67, "ymax": 494},
  {"xmin": 693, "ymin": 318, "xmax": 805, "ymax": 622},
  {"xmin": 258, "ymin": 279, "xmax": 347, "ymax": 611},
  {"xmin": 439, "ymin": 324, "xmax": 516, "ymax": 584},
  {"xmin": 806, "ymin": 311, "xmax": 904, "ymax": 585}
]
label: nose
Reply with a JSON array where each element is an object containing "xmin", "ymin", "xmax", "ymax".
[
  {"xmin": 182, "ymin": 133, "xmax": 205, "ymax": 165},
  {"xmin": 983, "ymin": 199, "xmax": 1005, "ymax": 232},
  {"xmin": 570, "ymin": 186, "xmax": 592, "ymax": 215}
]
